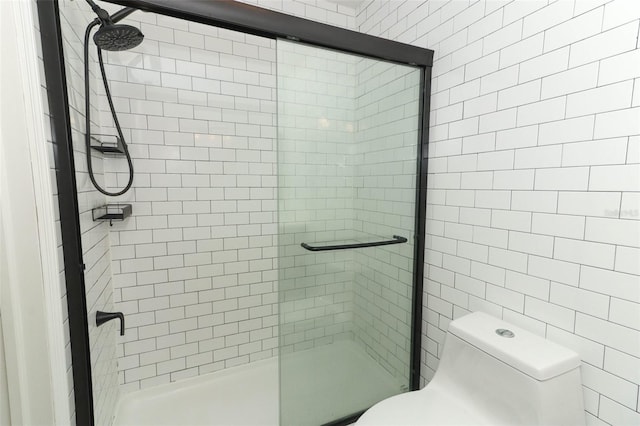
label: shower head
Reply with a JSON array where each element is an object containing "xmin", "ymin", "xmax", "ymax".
[
  {"xmin": 86, "ymin": 1, "xmax": 144, "ymax": 51},
  {"xmin": 93, "ymin": 23, "xmax": 144, "ymax": 51}
]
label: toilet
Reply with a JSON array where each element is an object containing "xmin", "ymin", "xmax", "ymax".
[{"xmin": 357, "ymin": 312, "xmax": 586, "ymax": 425}]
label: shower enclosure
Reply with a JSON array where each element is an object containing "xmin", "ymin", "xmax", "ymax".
[
  {"xmin": 37, "ymin": 1, "xmax": 433, "ymax": 425},
  {"xmin": 277, "ymin": 40, "xmax": 422, "ymax": 425}
]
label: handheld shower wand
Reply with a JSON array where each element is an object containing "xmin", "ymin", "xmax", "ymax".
[{"xmin": 83, "ymin": 0, "xmax": 143, "ymax": 196}]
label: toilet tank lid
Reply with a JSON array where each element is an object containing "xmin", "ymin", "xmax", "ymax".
[{"xmin": 448, "ymin": 312, "xmax": 581, "ymax": 381}]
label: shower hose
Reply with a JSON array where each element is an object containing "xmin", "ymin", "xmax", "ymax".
[{"xmin": 83, "ymin": 19, "xmax": 135, "ymax": 196}]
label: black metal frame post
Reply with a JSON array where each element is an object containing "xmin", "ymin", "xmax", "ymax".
[
  {"xmin": 37, "ymin": 1, "xmax": 433, "ymax": 425},
  {"xmin": 410, "ymin": 67, "xmax": 432, "ymax": 391},
  {"xmin": 36, "ymin": 1, "xmax": 95, "ymax": 425}
]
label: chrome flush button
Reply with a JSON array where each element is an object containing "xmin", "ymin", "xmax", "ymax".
[{"xmin": 496, "ymin": 328, "xmax": 515, "ymax": 338}]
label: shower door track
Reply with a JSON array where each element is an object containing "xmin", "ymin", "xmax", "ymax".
[{"xmin": 36, "ymin": 1, "xmax": 434, "ymax": 425}]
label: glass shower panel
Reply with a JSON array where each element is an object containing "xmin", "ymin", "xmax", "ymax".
[{"xmin": 277, "ymin": 40, "xmax": 421, "ymax": 426}]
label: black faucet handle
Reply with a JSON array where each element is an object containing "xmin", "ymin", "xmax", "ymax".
[{"xmin": 96, "ymin": 310, "xmax": 125, "ymax": 336}]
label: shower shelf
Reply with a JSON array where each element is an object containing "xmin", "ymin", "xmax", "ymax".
[
  {"xmin": 90, "ymin": 134, "xmax": 125, "ymax": 154},
  {"xmin": 92, "ymin": 204, "xmax": 132, "ymax": 226},
  {"xmin": 301, "ymin": 235, "xmax": 407, "ymax": 252}
]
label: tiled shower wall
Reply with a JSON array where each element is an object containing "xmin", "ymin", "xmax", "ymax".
[
  {"xmin": 277, "ymin": 40, "xmax": 358, "ymax": 353},
  {"xmin": 58, "ymin": 0, "xmax": 121, "ymax": 424},
  {"xmin": 352, "ymin": 58, "xmax": 421, "ymax": 384},
  {"xmin": 354, "ymin": 0, "xmax": 640, "ymax": 424},
  {"xmin": 101, "ymin": 12, "xmax": 280, "ymax": 391}
]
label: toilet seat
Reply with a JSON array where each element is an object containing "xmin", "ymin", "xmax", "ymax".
[{"xmin": 356, "ymin": 385, "xmax": 494, "ymax": 426}]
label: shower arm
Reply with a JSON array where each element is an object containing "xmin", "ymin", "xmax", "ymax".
[{"xmin": 85, "ymin": 0, "xmax": 138, "ymax": 24}]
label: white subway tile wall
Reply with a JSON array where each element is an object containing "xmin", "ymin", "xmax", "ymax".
[
  {"xmin": 57, "ymin": 0, "xmax": 122, "ymax": 424},
  {"xmin": 353, "ymin": 0, "xmax": 640, "ymax": 424},
  {"xmin": 277, "ymin": 38, "xmax": 421, "ymax": 387},
  {"xmin": 101, "ymin": 13, "xmax": 280, "ymax": 391},
  {"xmin": 352, "ymin": 57, "xmax": 420, "ymax": 384},
  {"xmin": 277, "ymin": 40, "xmax": 358, "ymax": 354}
]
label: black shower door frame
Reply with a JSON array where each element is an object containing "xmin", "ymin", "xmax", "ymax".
[{"xmin": 36, "ymin": 1, "xmax": 433, "ymax": 425}]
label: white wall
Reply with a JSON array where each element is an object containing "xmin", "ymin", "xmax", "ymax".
[
  {"xmin": 353, "ymin": 0, "xmax": 640, "ymax": 424},
  {"xmin": 352, "ymin": 57, "xmax": 421, "ymax": 383},
  {"xmin": 277, "ymin": 39, "xmax": 358, "ymax": 353},
  {"xmin": 99, "ymin": 11, "xmax": 280, "ymax": 391},
  {"xmin": 0, "ymin": 313, "xmax": 10, "ymax": 425},
  {"xmin": 98, "ymin": 0, "xmax": 360, "ymax": 392}
]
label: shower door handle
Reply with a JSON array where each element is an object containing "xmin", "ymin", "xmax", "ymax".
[
  {"xmin": 96, "ymin": 310, "xmax": 125, "ymax": 336},
  {"xmin": 301, "ymin": 235, "xmax": 407, "ymax": 251}
]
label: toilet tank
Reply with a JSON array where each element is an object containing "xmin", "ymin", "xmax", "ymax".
[{"xmin": 431, "ymin": 312, "xmax": 585, "ymax": 426}]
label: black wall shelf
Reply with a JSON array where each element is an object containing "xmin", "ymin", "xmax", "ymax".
[
  {"xmin": 89, "ymin": 134, "xmax": 125, "ymax": 154},
  {"xmin": 92, "ymin": 204, "xmax": 132, "ymax": 225}
]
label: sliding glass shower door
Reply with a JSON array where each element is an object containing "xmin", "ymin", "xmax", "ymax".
[{"xmin": 277, "ymin": 40, "xmax": 421, "ymax": 425}]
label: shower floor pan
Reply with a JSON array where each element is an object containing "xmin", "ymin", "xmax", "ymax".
[{"xmin": 114, "ymin": 340, "xmax": 402, "ymax": 426}]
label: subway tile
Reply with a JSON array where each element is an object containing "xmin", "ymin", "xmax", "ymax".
[
  {"xmin": 551, "ymin": 282, "xmax": 610, "ymax": 318},
  {"xmin": 555, "ymin": 237, "xmax": 616, "ymax": 269},
  {"xmin": 604, "ymin": 347, "xmax": 640, "ymax": 385},
  {"xmin": 495, "ymin": 125, "xmax": 539, "ymax": 150},
  {"xmin": 491, "ymin": 210, "xmax": 532, "ymax": 232},
  {"xmin": 525, "ymin": 296, "xmax": 575, "ymax": 331},
  {"xmin": 488, "ymin": 247, "xmax": 528, "ymax": 273},
  {"xmin": 483, "ymin": 20, "xmax": 523, "ymax": 55},
  {"xmin": 505, "ymin": 270, "xmax": 550, "ymax": 300},
  {"xmin": 519, "ymin": 47, "xmax": 570, "ymax": 83},
  {"xmin": 534, "ymin": 167, "xmax": 590, "ymax": 191},
  {"xmin": 541, "ymin": 62, "xmax": 599, "ymax": 99},
  {"xmin": 468, "ymin": 8, "xmax": 504, "ymax": 43},
  {"xmin": 464, "ymin": 93, "xmax": 498, "ymax": 119},
  {"xmin": 479, "ymin": 108, "xmax": 517, "ymax": 133},
  {"xmin": 461, "ymin": 133, "xmax": 495, "ymax": 154},
  {"xmin": 547, "ymin": 325, "xmax": 605, "ymax": 367},
  {"xmin": 493, "ymin": 169, "xmax": 534, "ymax": 190},
  {"xmin": 570, "ymin": 20, "xmax": 639, "ymax": 68},
  {"xmin": 566, "ymin": 80, "xmax": 633, "ymax": 118},
  {"xmin": 487, "ymin": 284, "xmax": 525, "ymax": 312},
  {"xmin": 499, "ymin": 33, "xmax": 544, "ymax": 69},
  {"xmin": 514, "ymin": 145, "xmax": 562, "ymax": 169},
  {"xmin": 609, "ymin": 297, "xmax": 640, "ymax": 331},
  {"xmin": 558, "ymin": 191, "xmax": 621, "ymax": 218},
  {"xmin": 582, "ymin": 363, "xmax": 639, "ymax": 409},
  {"xmin": 598, "ymin": 45, "xmax": 640, "ymax": 85},
  {"xmin": 522, "ymin": 0, "xmax": 574, "ymax": 38},
  {"xmin": 589, "ymin": 164, "xmax": 640, "ymax": 191},
  {"xmin": 538, "ymin": 115, "xmax": 594, "ymax": 146},
  {"xmin": 620, "ymin": 193, "xmax": 640, "ymax": 221},
  {"xmin": 586, "ymin": 216, "xmax": 640, "ymax": 247},
  {"xmin": 508, "ymin": 231, "xmax": 554, "ymax": 257},
  {"xmin": 543, "ymin": 7, "xmax": 604, "ymax": 52},
  {"xmin": 615, "ymin": 246, "xmax": 640, "ymax": 275},
  {"xmin": 449, "ymin": 117, "xmax": 479, "ymax": 138},
  {"xmin": 593, "ymin": 107, "xmax": 640, "ymax": 139},
  {"xmin": 511, "ymin": 191, "xmax": 557, "ymax": 213},
  {"xmin": 603, "ymin": 0, "xmax": 640, "ymax": 30},
  {"xmin": 528, "ymin": 255, "xmax": 580, "ymax": 286},
  {"xmin": 480, "ymin": 65, "xmax": 519, "ymax": 95},
  {"xmin": 465, "ymin": 51, "xmax": 500, "ymax": 81},
  {"xmin": 562, "ymin": 137, "xmax": 628, "ymax": 167},
  {"xmin": 517, "ymin": 97, "xmax": 566, "ymax": 126},
  {"xmin": 498, "ymin": 80, "xmax": 541, "ymax": 110}
]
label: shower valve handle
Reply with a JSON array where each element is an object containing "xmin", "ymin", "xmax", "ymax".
[{"xmin": 96, "ymin": 310, "xmax": 125, "ymax": 336}]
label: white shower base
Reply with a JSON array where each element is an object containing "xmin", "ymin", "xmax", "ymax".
[{"xmin": 114, "ymin": 340, "xmax": 402, "ymax": 426}]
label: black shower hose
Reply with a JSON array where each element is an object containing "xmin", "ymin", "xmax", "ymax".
[{"xmin": 83, "ymin": 19, "xmax": 134, "ymax": 196}]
